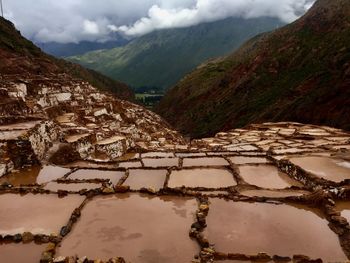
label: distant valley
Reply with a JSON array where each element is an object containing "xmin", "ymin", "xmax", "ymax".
[{"xmin": 68, "ymin": 17, "xmax": 284, "ymax": 93}]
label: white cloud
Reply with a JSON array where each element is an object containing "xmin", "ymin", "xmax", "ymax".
[
  {"xmin": 83, "ymin": 20, "xmax": 99, "ymax": 35},
  {"xmin": 3, "ymin": 0, "xmax": 315, "ymax": 43},
  {"xmin": 116, "ymin": 0, "xmax": 315, "ymax": 36}
]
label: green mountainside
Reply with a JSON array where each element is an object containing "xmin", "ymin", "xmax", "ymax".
[
  {"xmin": 156, "ymin": 0, "xmax": 350, "ymax": 138},
  {"xmin": 69, "ymin": 17, "xmax": 283, "ymax": 90},
  {"xmin": 37, "ymin": 39, "xmax": 129, "ymax": 58}
]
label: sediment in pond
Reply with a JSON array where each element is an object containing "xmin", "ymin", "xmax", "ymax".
[
  {"xmin": 0, "ymin": 242, "xmax": 46, "ymax": 263},
  {"xmin": 290, "ymin": 156, "xmax": 350, "ymax": 183},
  {"xmin": 205, "ymin": 198, "xmax": 347, "ymax": 261},
  {"xmin": 238, "ymin": 165, "xmax": 302, "ymax": 189},
  {"xmin": 123, "ymin": 169, "xmax": 167, "ymax": 191},
  {"xmin": 168, "ymin": 168, "xmax": 236, "ymax": 189},
  {"xmin": 0, "ymin": 193, "xmax": 85, "ymax": 235},
  {"xmin": 57, "ymin": 193, "xmax": 198, "ymax": 262}
]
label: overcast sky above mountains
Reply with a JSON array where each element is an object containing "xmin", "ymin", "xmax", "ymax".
[{"xmin": 3, "ymin": 0, "xmax": 315, "ymax": 43}]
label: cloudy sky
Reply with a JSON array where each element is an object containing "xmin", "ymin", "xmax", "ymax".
[{"xmin": 3, "ymin": 0, "xmax": 315, "ymax": 43}]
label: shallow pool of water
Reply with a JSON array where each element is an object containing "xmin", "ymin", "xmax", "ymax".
[
  {"xmin": 182, "ymin": 157, "xmax": 229, "ymax": 167},
  {"xmin": 0, "ymin": 166, "xmax": 71, "ymax": 186},
  {"xmin": 290, "ymin": 156, "xmax": 350, "ymax": 183},
  {"xmin": 0, "ymin": 243, "xmax": 46, "ymax": 263},
  {"xmin": 36, "ymin": 166, "xmax": 71, "ymax": 184},
  {"xmin": 238, "ymin": 165, "xmax": 302, "ymax": 189},
  {"xmin": 0, "ymin": 166, "xmax": 41, "ymax": 186},
  {"xmin": 143, "ymin": 158, "xmax": 179, "ymax": 168},
  {"xmin": 118, "ymin": 161, "xmax": 143, "ymax": 168},
  {"xmin": 0, "ymin": 193, "xmax": 85, "ymax": 235},
  {"xmin": 57, "ymin": 194, "xmax": 198, "ymax": 262},
  {"xmin": 123, "ymin": 169, "xmax": 167, "ymax": 190},
  {"xmin": 205, "ymin": 199, "xmax": 346, "ymax": 260},
  {"xmin": 168, "ymin": 168, "xmax": 236, "ymax": 188},
  {"xmin": 228, "ymin": 156, "xmax": 268, "ymax": 165}
]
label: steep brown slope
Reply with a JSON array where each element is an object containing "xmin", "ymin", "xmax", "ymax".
[
  {"xmin": 157, "ymin": 0, "xmax": 350, "ymax": 138},
  {"xmin": 0, "ymin": 17, "xmax": 185, "ymax": 169},
  {"xmin": 0, "ymin": 17, "xmax": 133, "ymax": 100}
]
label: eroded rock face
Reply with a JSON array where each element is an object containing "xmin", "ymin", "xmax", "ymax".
[{"xmin": 0, "ymin": 73, "xmax": 185, "ymax": 172}]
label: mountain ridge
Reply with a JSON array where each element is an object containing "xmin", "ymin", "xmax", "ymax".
[
  {"xmin": 156, "ymin": 0, "xmax": 350, "ymax": 138},
  {"xmin": 68, "ymin": 17, "xmax": 284, "ymax": 91}
]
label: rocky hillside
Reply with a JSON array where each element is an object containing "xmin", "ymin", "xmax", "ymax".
[
  {"xmin": 69, "ymin": 17, "xmax": 283, "ymax": 90},
  {"xmin": 157, "ymin": 0, "xmax": 350, "ymax": 138},
  {"xmin": 0, "ymin": 17, "xmax": 185, "ymax": 170},
  {"xmin": 0, "ymin": 17, "xmax": 133, "ymax": 101}
]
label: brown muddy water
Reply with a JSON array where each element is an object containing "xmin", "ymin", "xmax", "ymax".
[
  {"xmin": 228, "ymin": 156, "xmax": 268, "ymax": 165},
  {"xmin": 124, "ymin": 169, "xmax": 167, "ymax": 191},
  {"xmin": 168, "ymin": 168, "xmax": 236, "ymax": 188},
  {"xmin": 0, "ymin": 194, "xmax": 84, "ymax": 235},
  {"xmin": 142, "ymin": 158, "xmax": 179, "ymax": 168},
  {"xmin": 205, "ymin": 199, "xmax": 347, "ymax": 260},
  {"xmin": 0, "ymin": 243, "xmax": 46, "ymax": 263},
  {"xmin": 238, "ymin": 165, "xmax": 302, "ymax": 189},
  {"xmin": 57, "ymin": 194, "xmax": 198, "ymax": 262},
  {"xmin": 118, "ymin": 161, "xmax": 143, "ymax": 168},
  {"xmin": 0, "ymin": 165, "xmax": 71, "ymax": 186},
  {"xmin": 290, "ymin": 156, "xmax": 350, "ymax": 182},
  {"xmin": 182, "ymin": 157, "xmax": 229, "ymax": 167},
  {"xmin": 0, "ymin": 166, "xmax": 41, "ymax": 186}
]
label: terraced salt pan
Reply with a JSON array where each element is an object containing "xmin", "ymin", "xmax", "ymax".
[
  {"xmin": 67, "ymin": 169, "xmax": 124, "ymax": 185},
  {"xmin": 0, "ymin": 121, "xmax": 41, "ymax": 131},
  {"xmin": 0, "ymin": 166, "xmax": 41, "ymax": 186},
  {"xmin": 143, "ymin": 158, "xmax": 179, "ymax": 168},
  {"xmin": 168, "ymin": 168, "xmax": 236, "ymax": 188},
  {"xmin": 44, "ymin": 182, "xmax": 102, "ymax": 192},
  {"xmin": 124, "ymin": 169, "xmax": 167, "ymax": 190},
  {"xmin": 239, "ymin": 165, "xmax": 302, "ymax": 189},
  {"xmin": 228, "ymin": 156, "xmax": 268, "ymax": 165},
  {"xmin": 0, "ymin": 194, "xmax": 84, "ymax": 235},
  {"xmin": 290, "ymin": 156, "xmax": 350, "ymax": 183},
  {"xmin": 182, "ymin": 157, "xmax": 229, "ymax": 167},
  {"xmin": 0, "ymin": 243, "xmax": 46, "ymax": 263},
  {"xmin": 36, "ymin": 166, "xmax": 71, "ymax": 184},
  {"xmin": 118, "ymin": 161, "xmax": 143, "ymax": 168},
  {"xmin": 57, "ymin": 194, "xmax": 198, "ymax": 262},
  {"xmin": 0, "ymin": 166, "xmax": 70, "ymax": 185},
  {"xmin": 205, "ymin": 199, "xmax": 347, "ymax": 260}
]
